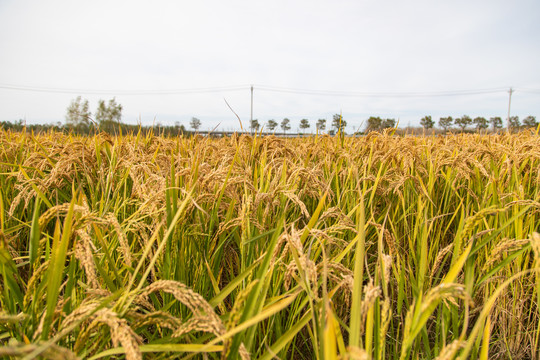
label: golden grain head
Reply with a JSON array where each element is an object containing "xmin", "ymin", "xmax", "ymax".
[{"xmin": 433, "ymin": 340, "xmax": 466, "ymax": 360}]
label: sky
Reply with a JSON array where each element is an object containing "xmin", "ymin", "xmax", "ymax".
[{"xmin": 1, "ymin": 0, "xmax": 539, "ymax": 131}]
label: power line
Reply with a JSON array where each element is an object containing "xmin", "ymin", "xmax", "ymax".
[
  {"xmin": 255, "ymin": 85, "xmax": 510, "ymax": 98},
  {"xmin": 1, "ymin": 82, "xmax": 538, "ymax": 98},
  {"xmin": 0, "ymin": 83, "xmax": 249, "ymax": 95},
  {"xmin": 514, "ymin": 87, "xmax": 540, "ymax": 94}
]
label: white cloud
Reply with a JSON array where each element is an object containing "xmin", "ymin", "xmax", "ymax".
[{"xmin": 1, "ymin": 0, "xmax": 539, "ymax": 129}]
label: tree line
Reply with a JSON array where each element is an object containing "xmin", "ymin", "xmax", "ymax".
[
  {"xmin": 243, "ymin": 114, "xmax": 347, "ymax": 135},
  {"xmin": 1, "ymin": 97, "xmax": 537, "ymax": 135},
  {"xmin": 420, "ymin": 115, "xmax": 538, "ymax": 132},
  {"xmin": 247, "ymin": 114, "xmax": 538, "ymax": 134}
]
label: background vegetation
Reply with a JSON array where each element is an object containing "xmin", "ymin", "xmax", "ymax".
[{"xmin": 2, "ymin": 97, "xmax": 537, "ymax": 136}]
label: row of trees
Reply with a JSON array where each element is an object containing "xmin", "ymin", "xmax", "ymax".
[
  {"xmin": 0, "ymin": 118, "xmax": 188, "ymax": 136},
  {"xmin": 248, "ymin": 115, "xmax": 537, "ymax": 134},
  {"xmin": 7, "ymin": 97, "xmax": 536, "ymax": 136},
  {"xmin": 245, "ymin": 114, "xmax": 347, "ymax": 134},
  {"xmin": 184, "ymin": 114, "xmax": 348, "ymax": 134},
  {"xmin": 189, "ymin": 114, "xmax": 539, "ymax": 133},
  {"xmin": 420, "ymin": 115, "xmax": 538, "ymax": 131}
]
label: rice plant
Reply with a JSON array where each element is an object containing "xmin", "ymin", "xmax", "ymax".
[{"xmin": 0, "ymin": 128, "xmax": 539, "ymax": 359}]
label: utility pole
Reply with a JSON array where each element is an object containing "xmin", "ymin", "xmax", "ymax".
[
  {"xmin": 250, "ymin": 85, "xmax": 254, "ymax": 123},
  {"xmin": 506, "ymin": 87, "xmax": 513, "ymax": 132}
]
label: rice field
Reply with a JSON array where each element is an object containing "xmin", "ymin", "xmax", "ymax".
[{"xmin": 0, "ymin": 128, "xmax": 539, "ymax": 359}]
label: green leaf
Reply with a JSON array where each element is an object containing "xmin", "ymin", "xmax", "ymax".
[
  {"xmin": 42, "ymin": 198, "xmax": 76, "ymax": 339},
  {"xmin": 28, "ymin": 197, "xmax": 41, "ymax": 271},
  {"xmin": 349, "ymin": 196, "xmax": 366, "ymax": 348},
  {"xmin": 258, "ymin": 310, "xmax": 313, "ymax": 360}
]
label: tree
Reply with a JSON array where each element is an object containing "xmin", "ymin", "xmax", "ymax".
[
  {"xmin": 454, "ymin": 115, "xmax": 472, "ymax": 131},
  {"xmin": 66, "ymin": 96, "xmax": 91, "ymax": 130},
  {"xmin": 522, "ymin": 116, "xmax": 538, "ymax": 128},
  {"xmin": 299, "ymin": 119, "xmax": 310, "ymax": 133},
  {"xmin": 490, "ymin": 117, "xmax": 503, "ymax": 131},
  {"xmin": 250, "ymin": 119, "xmax": 260, "ymax": 133},
  {"xmin": 438, "ymin": 116, "xmax": 453, "ymax": 131},
  {"xmin": 280, "ymin": 118, "xmax": 291, "ymax": 133},
  {"xmin": 508, "ymin": 116, "xmax": 520, "ymax": 131},
  {"xmin": 267, "ymin": 119, "xmax": 278, "ymax": 132},
  {"xmin": 366, "ymin": 116, "xmax": 382, "ymax": 132},
  {"xmin": 420, "ymin": 115, "xmax": 434, "ymax": 130},
  {"xmin": 332, "ymin": 114, "xmax": 347, "ymax": 134},
  {"xmin": 382, "ymin": 118, "xmax": 396, "ymax": 129},
  {"xmin": 96, "ymin": 98, "xmax": 122, "ymax": 133},
  {"xmin": 96, "ymin": 98, "xmax": 122, "ymax": 124},
  {"xmin": 473, "ymin": 117, "xmax": 489, "ymax": 131},
  {"xmin": 190, "ymin": 117, "xmax": 201, "ymax": 131},
  {"xmin": 316, "ymin": 119, "xmax": 326, "ymax": 132}
]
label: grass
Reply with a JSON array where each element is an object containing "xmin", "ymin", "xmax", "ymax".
[{"xmin": 0, "ymin": 128, "xmax": 539, "ymax": 359}]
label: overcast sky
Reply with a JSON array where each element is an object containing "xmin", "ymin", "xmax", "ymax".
[{"xmin": 1, "ymin": 0, "xmax": 539, "ymax": 131}]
